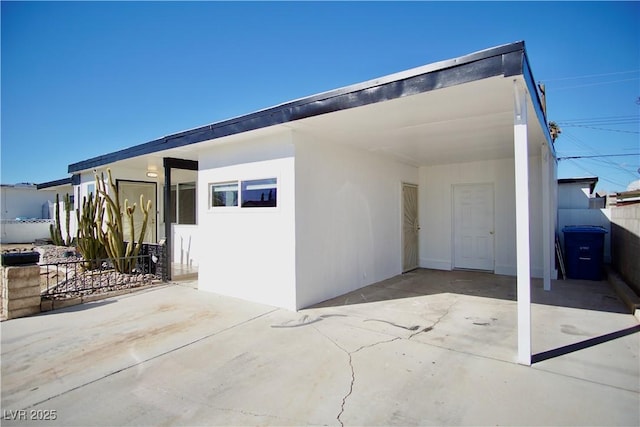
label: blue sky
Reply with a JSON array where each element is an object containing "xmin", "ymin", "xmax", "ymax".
[{"xmin": 2, "ymin": 1, "xmax": 638, "ymax": 193}]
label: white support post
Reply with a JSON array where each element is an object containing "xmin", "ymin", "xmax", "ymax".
[
  {"xmin": 542, "ymin": 144, "xmax": 552, "ymax": 291},
  {"xmin": 513, "ymin": 81, "xmax": 531, "ymax": 366}
]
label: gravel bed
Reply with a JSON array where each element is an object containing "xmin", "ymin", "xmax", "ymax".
[{"xmin": 23, "ymin": 245, "xmax": 161, "ymax": 300}]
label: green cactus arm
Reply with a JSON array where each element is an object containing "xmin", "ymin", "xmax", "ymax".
[{"xmin": 64, "ymin": 193, "xmax": 72, "ymax": 245}]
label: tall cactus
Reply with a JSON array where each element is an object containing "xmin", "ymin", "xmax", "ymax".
[
  {"xmin": 95, "ymin": 169, "xmax": 152, "ymax": 273},
  {"xmin": 49, "ymin": 194, "xmax": 64, "ymax": 245},
  {"xmin": 49, "ymin": 193, "xmax": 72, "ymax": 246},
  {"xmin": 63, "ymin": 193, "xmax": 72, "ymax": 245},
  {"xmin": 76, "ymin": 192, "xmax": 107, "ymax": 270}
]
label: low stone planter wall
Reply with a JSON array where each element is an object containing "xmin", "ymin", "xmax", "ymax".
[{"xmin": 1, "ymin": 265, "xmax": 41, "ymax": 320}]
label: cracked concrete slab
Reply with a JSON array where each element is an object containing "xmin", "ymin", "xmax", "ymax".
[
  {"xmin": 342, "ymin": 338, "xmax": 638, "ymax": 426},
  {"xmin": 2, "ymin": 270, "xmax": 639, "ymax": 426}
]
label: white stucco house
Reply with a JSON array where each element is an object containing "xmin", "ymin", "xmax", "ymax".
[
  {"xmin": 0, "ymin": 182, "xmax": 73, "ymax": 243},
  {"xmin": 41, "ymin": 41, "xmax": 557, "ymax": 363}
]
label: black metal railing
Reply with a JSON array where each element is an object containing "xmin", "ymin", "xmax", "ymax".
[{"xmin": 40, "ymin": 254, "xmax": 161, "ymax": 299}]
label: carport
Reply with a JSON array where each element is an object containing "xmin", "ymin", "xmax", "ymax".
[{"xmin": 282, "ymin": 42, "xmax": 556, "ymax": 365}]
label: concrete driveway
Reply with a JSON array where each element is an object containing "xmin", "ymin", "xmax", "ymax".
[{"xmin": 2, "ymin": 270, "xmax": 639, "ymax": 426}]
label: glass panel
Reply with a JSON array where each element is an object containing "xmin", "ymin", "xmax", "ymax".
[
  {"xmin": 178, "ymin": 182, "xmax": 196, "ymax": 224},
  {"xmin": 211, "ymin": 182, "xmax": 238, "ymax": 207},
  {"xmin": 241, "ymin": 178, "xmax": 277, "ymax": 208}
]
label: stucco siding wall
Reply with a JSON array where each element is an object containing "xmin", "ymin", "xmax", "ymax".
[
  {"xmin": 294, "ymin": 133, "xmax": 419, "ymax": 309},
  {"xmin": 1, "ymin": 187, "xmax": 59, "ymax": 219},
  {"xmin": 197, "ymin": 130, "xmax": 297, "ymax": 310},
  {"xmin": 558, "ymin": 183, "xmax": 591, "ymax": 209},
  {"xmin": 418, "ymin": 155, "xmax": 545, "ymax": 278}
]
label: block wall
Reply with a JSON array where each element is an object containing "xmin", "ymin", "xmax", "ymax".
[
  {"xmin": 1, "ymin": 265, "xmax": 41, "ymax": 320},
  {"xmin": 611, "ymin": 203, "xmax": 640, "ymax": 295}
]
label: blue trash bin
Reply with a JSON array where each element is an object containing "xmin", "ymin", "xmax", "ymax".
[{"xmin": 562, "ymin": 226, "xmax": 607, "ymax": 280}]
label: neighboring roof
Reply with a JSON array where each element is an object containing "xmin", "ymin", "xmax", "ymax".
[
  {"xmin": 558, "ymin": 177, "xmax": 598, "ymax": 194},
  {"xmin": 615, "ymin": 189, "xmax": 640, "ymax": 206},
  {"xmin": 36, "ymin": 176, "xmax": 76, "ymax": 190},
  {"xmin": 68, "ymin": 40, "xmax": 551, "ymax": 174},
  {"xmin": 0, "ymin": 183, "xmax": 38, "ymax": 189}
]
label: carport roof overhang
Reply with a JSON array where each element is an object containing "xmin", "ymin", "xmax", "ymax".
[{"xmin": 67, "ymin": 40, "xmax": 553, "ymax": 174}]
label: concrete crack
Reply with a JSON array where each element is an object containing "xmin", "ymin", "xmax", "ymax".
[
  {"xmin": 311, "ymin": 325, "xmax": 400, "ymax": 427},
  {"xmin": 337, "ymin": 351, "xmax": 355, "ymax": 427},
  {"xmin": 409, "ymin": 299, "xmax": 458, "ymax": 339},
  {"xmin": 363, "ymin": 318, "xmax": 420, "ymax": 331}
]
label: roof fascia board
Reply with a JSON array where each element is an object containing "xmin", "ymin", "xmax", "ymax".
[
  {"xmin": 36, "ymin": 177, "xmax": 73, "ymax": 190},
  {"xmin": 69, "ymin": 41, "xmax": 529, "ymax": 174},
  {"xmin": 558, "ymin": 177, "xmax": 599, "ymax": 184},
  {"xmin": 163, "ymin": 157, "xmax": 198, "ymax": 171},
  {"xmin": 521, "ymin": 50, "xmax": 555, "ymax": 157},
  {"xmin": 558, "ymin": 177, "xmax": 599, "ymax": 193}
]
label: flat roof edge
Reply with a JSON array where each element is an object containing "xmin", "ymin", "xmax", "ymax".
[
  {"xmin": 37, "ymin": 177, "xmax": 73, "ymax": 190},
  {"xmin": 69, "ymin": 41, "xmax": 528, "ymax": 173}
]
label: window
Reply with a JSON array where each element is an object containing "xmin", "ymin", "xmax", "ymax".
[
  {"xmin": 178, "ymin": 182, "xmax": 196, "ymax": 224},
  {"xmin": 169, "ymin": 182, "xmax": 196, "ymax": 224},
  {"xmin": 209, "ymin": 178, "xmax": 277, "ymax": 209},
  {"xmin": 211, "ymin": 182, "xmax": 238, "ymax": 207},
  {"xmin": 241, "ymin": 178, "xmax": 277, "ymax": 208}
]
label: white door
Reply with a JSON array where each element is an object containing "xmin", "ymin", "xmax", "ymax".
[
  {"xmin": 453, "ymin": 183, "xmax": 494, "ymax": 271},
  {"xmin": 118, "ymin": 181, "xmax": 157, "ymax": 243},
  {"xmin": 402, "ymin": 183, "xmax": 419, "ymax": 272}
]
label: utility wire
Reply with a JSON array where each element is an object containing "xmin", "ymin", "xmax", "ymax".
[
  {"xmin": 566, "ymin": 159, "xmax": 626, "ymax": 187},
  {"xmin": 558, "ymin": 154, "xmax": 640, "ymax": 160},
  {"xmin": 556, "ymin": 115, "xmax": 638, "ymax": 125},
  {"xmin": 559, "ymin": 131, "xmax": 639, "ymax": 180},
  {"xmin": 587, "ymin": 158, "xmax": 640, "ymax": 177},
  {"xmin": 541, "ymin": 69, "xmax": 640, "ymax": 82},
  {"xmin": 550, "ymin": 77, "xmax": 639, "ymax": 91},
  {"xmin": 559, "ymin": 125, "xmax": 639, "ymax": 134}
]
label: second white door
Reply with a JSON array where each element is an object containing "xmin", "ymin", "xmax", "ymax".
[{"xmin": 453, "ymin": 183, "xmax": 494, "ymax": 271}]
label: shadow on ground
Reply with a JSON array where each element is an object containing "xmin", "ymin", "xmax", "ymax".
[{"xmin": 312, "ymin": 268, "xmax": 629, "ymax": 314}]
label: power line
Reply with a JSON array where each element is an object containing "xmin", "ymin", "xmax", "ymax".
[
  {"xmin": 559, "ymin": 131, "xmax": 639, "ymax": 180},
  {"xmin": 558, "ymin": 153, "xmax": 640, "ymax": 160},
  {"xmin": 559, "ymin": 125, "xmax": 639, "ymax": 134},
  {"xmin": 587, "ymin": 158, "xmax": 640, "ymax": 178},
  {"xmin": 550, "ymin": 77, "xmax": 639, "ymax": 91},
  {"xmin": 556, "ymin": 115, "xmax": 639, "ymax": 126},
  {"xmin": 566, "ymin": 159, "xmax": 627, "ymax": 187},
  {"xmin": 541, "ymin": 69, "xmax": 640, "ymax": 82}
]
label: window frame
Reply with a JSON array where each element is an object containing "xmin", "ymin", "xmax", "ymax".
[
  {"xmin": 240, "ymin": 178, "xmax": 278, "ymax": 208},
  {"xmin": 209, "ymin": 180, "xmax": 239, "ymax": 209},
  {"xmin": 208, "ymin": 177, "xmax": 279, "ymax": 211}
]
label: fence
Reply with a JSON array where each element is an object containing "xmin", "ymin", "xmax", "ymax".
[
  {"xmin": 0, "ymin": 219, "xmax": 54, "ymax": 244},
  {"xmin": 611, "ymin": 203, "xmax": 640, "ymax": 295},
  {"xmin": 40, "ymin": 254, "xmax": 161, "ymax": 299}
]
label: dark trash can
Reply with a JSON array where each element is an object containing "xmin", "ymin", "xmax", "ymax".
[{"xmin": 562, "ymin": 226, "xmax": 607, "ymax": 280}]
